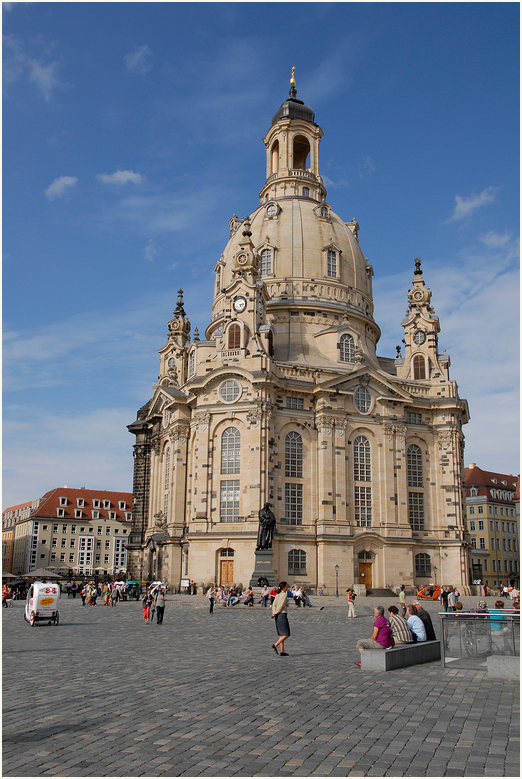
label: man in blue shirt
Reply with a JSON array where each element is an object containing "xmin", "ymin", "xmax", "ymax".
[{"xmin": 406, "ymin": 604, "xmax": 426, "ymax": 642}]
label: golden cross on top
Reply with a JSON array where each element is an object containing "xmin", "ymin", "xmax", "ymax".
[{"xmin": 290, "ymin": 66, "xmax": 296, "ymax": 87}]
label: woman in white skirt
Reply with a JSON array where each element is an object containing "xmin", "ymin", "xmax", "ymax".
[{"xmin": 271, "ymin": 581, "xmax": 290, "ymax": 656}]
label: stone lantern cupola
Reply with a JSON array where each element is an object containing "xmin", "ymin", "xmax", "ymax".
[{"xmin": 259, "ymin": 67, "xmax": 326, "ymax": 204}]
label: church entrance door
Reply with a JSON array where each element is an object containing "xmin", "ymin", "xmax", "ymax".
[
  {"xmin": 358, "ymin": 562, "xmax": 372, "ymax": 588},
  {"xmin": 220, "ymin": 560, "xmax": 234, "ymax": 586}
]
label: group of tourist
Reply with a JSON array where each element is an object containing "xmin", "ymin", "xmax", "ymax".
[{"xmin": 141, "ymin": 585, "xmax": 167, "ymax": 624}]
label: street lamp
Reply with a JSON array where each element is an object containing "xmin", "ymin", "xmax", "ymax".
[
  {"xmin": 433, "ymin": 566, "xmax": 438, "ymax": 585},
  {"xmin": 335, "ymin": 564, "xmax": 339, "ymax": 597}
]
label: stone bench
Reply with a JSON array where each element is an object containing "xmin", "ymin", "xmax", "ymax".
[{"xmin": 360, "ymin": 640, "xmax": 441, "ymax": 671}]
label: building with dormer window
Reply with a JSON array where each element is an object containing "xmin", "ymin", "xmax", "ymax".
[{"xmin": 127, "ymin": 73, "xmax": 470, "ymax": 593}]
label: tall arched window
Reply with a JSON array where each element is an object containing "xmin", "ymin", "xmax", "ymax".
[
  {"xmin": 288, "ymin": 549, "xmax": 307, "ymax": 575},
  {"xmin": 415, "ymin": 553, "xmax": 431, "ymax": 577},
  {"xmin": 407, "ymin": 445, "xmax": 423, "ymax": 487},
  {"xmin": 221, "ymin": 427, "xmax": 241, "ymax": 474},
  {"xmin": 340, "ymin": 333, "xmax": 355, "ymax": 362},
  {"xmin": 354, "ymin": 436, "xmax": 371, "ymax": 481},
  {"xmin": 228, "ymin": 323, "xmax": 241, "ymax": 350},
  {"xmin": 188, "ymin": 351, "xmax": 195, "ymax": 377},
  {"xmin": 413, "ymin": 354, "xmax": 426, "ymax": 380},
  {"xmin": 260, "ymin": 249, "xmax": 272, "ymax": 275},
  {"xmin": 285, "ymin": 432, "xmax": 303, "ymax": 478},
  {"xmin": 293, "ymin": 135, "xmax": 310, "ymax": 169},
  {"xmin": 164, "ymin": 448, "xmax": 170, "ymax": 488},
  {"xmin": 271, "ymin": 140, "xmax": 279, "ymax": 174},
  {"xmin": 327, "ymin": 249, "xmax": 337, "ymax": 278}
]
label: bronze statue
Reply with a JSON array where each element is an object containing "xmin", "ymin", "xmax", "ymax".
[{"xmin": 256, "ymin": 503, "xmax": 276, "ymax": 550}]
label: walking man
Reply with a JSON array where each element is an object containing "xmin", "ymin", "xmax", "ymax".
[{"xmin": 155, "ymin": 587, "xmax": 166, "ymax": 624}]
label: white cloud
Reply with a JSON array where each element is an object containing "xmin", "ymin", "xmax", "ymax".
[
  {"xmin": 359, "ymin": 156, "xmax": 375, "ymax": 178},
  {"xmin": 96, "ymin": 170, "xmax": 143, "ymax": 185},
  {"xmin": 2, "ymin": 406, "xmax": 135, "ymax": 508},
  {"xmin": 44, "ymin": 175, "xmax": 78, "ymax": 200},
  {"xmin": 3, "ymin": 33, "xmax": 62, "ymax": 101},
  {"xmin": 373, "ymin": 234, "xmax": 519, "ymax": 474},
  {"xmin": 447, "ymin": 186, "xmax": 498, "ymax": 222},
  {"xmin": 480, "ymin": 230, "xmax": 512, "ymax": 250},
  {"xmin": 144, "ymin": 238, "xmax": 158, "ymax": 262},
  {"xmin": 124, "ymin": 45, "xmax": 153, "ymax": 75}
]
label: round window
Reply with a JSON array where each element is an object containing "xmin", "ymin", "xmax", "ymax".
[
  {"xmin": 219, "ymin": 380, "xmax": 241, "ymax": 404},
  {"xmin": 354, "ymin": 386, "xmax": 372, "ymax": 414}
]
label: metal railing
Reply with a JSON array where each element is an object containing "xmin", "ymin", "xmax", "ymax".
[{"xmin": 440, "ymin": 611, "xmax": 520, "ymax": 668}]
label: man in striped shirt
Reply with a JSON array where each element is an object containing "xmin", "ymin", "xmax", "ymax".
[{"xmin": 387, "ymin": 605, "xmax": 414, "ymax": 644}]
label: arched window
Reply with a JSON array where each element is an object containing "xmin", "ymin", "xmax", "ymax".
[
  {"xmin": 260, "ymin": 249, "xmax": 272, "ymax": 275},
  {"xmin": 164, "ymin": 448, "xmax": 170, "ymax": 488},
  {"xmin": 354, "ymin": 436, "xmax": 371, "ymax": 481},
  {"xmin": 413, "ymin": 354, "xmax": 426, "ymax": 380},
  {"xmin": 215, "ymin": 267, "xmax": 221, "ymax": 296},
  {"xmin": 288, "ymin": 549, "xmax": 307, "ymax": 575},
  {"xmin": 408, "ymin": 493, "xmax": 424, "ymax": 530},
  {"xmin": 407, "ymin": 445, "xmax": 423, "ymax": 487},
  {"xmin": 415, "ymin": 553, "xmax": 431, "ymax": 577},
  {"xmin": 221, "ymin": 427, "xmax": 241, "ymax": 474},
  {"xmin": 470, "ymin": 488, "xmax": 477, "ymax": 497},
  {"xmin": 327, "ymin": 249, "xmax": 337, "ymax": 278},
  {"xmin": 285, "ymin": 432, "xmax": 303, "ymax": 478},
  {"xmin": 339, "ymin": 333, "xmax": 355, "ymax": 362},
  {"xmin": 320, "ymin": 206, "xmax": 328, "ymax": 218},
  {"xmin": 293, "ymin": 135, "xmax": 310, "ymax": 169},
  {"xmin": 271, "ymin": 140, "xmax": 279, "ymax": 174},
  {"xmin": 267, "ymin": 330, "xmax": 274, "ymax": 357},
  {"xmin": 228, "ymin": 323, "xmax": 241, "ymax": 350},
  {"xmin": 188, "ymin": 351, "xmax": 195, "ymax": 377},
  {"xmin": 302, "ymin": 187, "xmax": 309, "ymax": 197}
]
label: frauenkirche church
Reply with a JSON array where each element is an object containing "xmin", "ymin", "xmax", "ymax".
[{"xmin": 127, "ymin": 73, "xmax": 471, "ymax": 593}]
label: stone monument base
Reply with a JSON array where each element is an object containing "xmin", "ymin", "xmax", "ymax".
[{"xmin": 249, "ymin": 549, "xmax": 277, "ymax": 588}]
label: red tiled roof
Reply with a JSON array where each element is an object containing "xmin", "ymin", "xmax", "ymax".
[
  {"xmin": 2, "ymin": 501, "xmax": 33, "ymax": 514},
  {"xmin": 464, "ymin": 465, "xmax": 517, "ymax": 490},
  {"xmin": 31, "ymin": 487, "xmax": 133, "ymax": 523}
]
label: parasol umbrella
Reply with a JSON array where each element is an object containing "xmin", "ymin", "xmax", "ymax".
[
  {"xmin": 22, "ymin": 567, "xmax": 62, "ymax": 579},
  {"xmin": 2, "ymin": 571, "xmax": 16, "ymax": 578}
]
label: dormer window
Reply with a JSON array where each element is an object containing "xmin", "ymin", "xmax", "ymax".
[
  {"xmin": 57, "ymin": 508, "xmax": 65, "ymax": 518},
  {"xmin": 125, "ymin": 512, "xmax": 132, "ymax": 521},
  {"xmin": 59, "ymin": 497, "xmax": 67, "ymax": 506},
  {"xmin": 76, "ymin": 498, "xmax": 85, "ymax": 508},
  {"xmin": 92, "ymin": 510, "xmax": 99, "ymax": 520},
  {"xmin": 103, "ymin": 500, "xmax": 110, "ymax": 509},
  {"xmin": 93, "ymin": 499, "xmax": 100, "ymax": 509},
  {"xmin": 118, "ymin": 501, "xmax": 126, "ymax": 510},
  {"xmin": 74, "ymin": 509, "xmax": 83, "ymax": 519},
  {"xmin": 470, "ymin": 488, "xmax": 477, "ymax": 497},
  {"xmin": 109, "ymin": 512, "xmax": 116, "ymax": 520}
]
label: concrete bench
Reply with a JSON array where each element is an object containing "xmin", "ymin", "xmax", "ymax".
[{"xmin": 361, "ymin": 640, "xmax": 441, "ymax": 671}]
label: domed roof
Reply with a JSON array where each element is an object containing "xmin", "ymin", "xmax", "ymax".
[
  {"xmin": 271, "ymin": 87, "xmax": 316, "ymax": 126},
  {"xmin": 219, "ymin": 199, "xmax": 373, "ymax": 310}
]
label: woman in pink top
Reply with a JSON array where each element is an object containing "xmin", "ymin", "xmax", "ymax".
[{"xmin": 355, "ymin": 606, "xmax": 392, "ymax": 665}]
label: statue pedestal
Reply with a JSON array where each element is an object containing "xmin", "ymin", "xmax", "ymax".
[{"xmin": 249, "ymin": 549, "xmax": 277, "ymax": 588}]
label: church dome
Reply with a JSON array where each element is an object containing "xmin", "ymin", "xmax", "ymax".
[{"xmin": 271, "ymin": 86, "xmax": 316, "ymax": 126}]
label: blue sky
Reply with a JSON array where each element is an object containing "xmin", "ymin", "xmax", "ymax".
[{"xmin": 3, "ymin": 2, "xmax": 520, "ymax": 508}]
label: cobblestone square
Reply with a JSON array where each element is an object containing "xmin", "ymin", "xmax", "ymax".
[{"xmin": 3, "ymin": 595, "xmax": 519, "ymax": 777}]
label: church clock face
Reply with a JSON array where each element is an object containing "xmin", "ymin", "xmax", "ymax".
[
  {"xmin": 413, "ymin": 330, "xmax": 426, "ymax": 345},
  {"xmin": 413, "ymin": 290, "xmax": 423, "ymax": 301},
  {"xmin": 233, "ymin": 296, "xmax": 247, "ymax": 313}
]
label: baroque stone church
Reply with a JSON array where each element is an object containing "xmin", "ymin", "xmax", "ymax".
[{"xmin": 127, "ymin": 74, "xmax": 471, "ymax": 593}]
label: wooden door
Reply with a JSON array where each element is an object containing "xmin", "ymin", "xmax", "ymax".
[
  {"xmin": 358, "ymin": 562, "xmax": 372, "ymax": 588},
  {"xmin": 220, "ymin": 560, "xmax": 234, "ymax": 586}
]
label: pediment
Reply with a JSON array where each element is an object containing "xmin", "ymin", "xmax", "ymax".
[
  {"xmin": 148, "ymin": 384, "xmax": 188, "ymax": 417},
  {"xmin": 319, "ymin": 368, "xmax": 413, "ymax": 401}
]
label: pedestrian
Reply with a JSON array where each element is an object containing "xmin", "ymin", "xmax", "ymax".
[
  {"xmin": 71, "ymin": 581, "xmax": 77, "ymax": 599},
  {"xmin": 80, "ymin": 585, "xmax": 86, "ymax": 606},
  {"xmin": 207, "ymin": 586, "xmax": 216, "ymax": 614},
  {"xmin": 441, "ymin": 586, "xmax": 450, "ymax": 612},
  {"xmin": 448, "ymin": 588, "xmax": 457, "ymax": 612},
  {"xmin": 66, "ymin": 581, "xmax": 72, "ymax": 598},
  {"xmin": 154, "ymin": 587, "xmax": 166, "ymax": 624},
  {"xmin": 483, "ymin": 583, "xmax": 488, "ymax": 598},
  {"xmin": 269, "ymin": 586, "xmax": 277, "ymax": 606},
  {"xmin": 271, "ymin": 581, "xmax": 291, "ymax": 656},
  {"xmin": 399, "ymin": 585, "xmax": 407, "ymax": 617},
  {"xmin": 347, "ymin": 588, "xmax": 357, "ymax": 618},
  {"xmin": 142, "ymin": 589, "xmax": 153, "ymax": 623}
]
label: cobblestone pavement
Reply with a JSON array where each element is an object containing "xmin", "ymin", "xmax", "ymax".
[{"xmin": 3, "ymin": 594, "xmax": 519, "ymax": 777}]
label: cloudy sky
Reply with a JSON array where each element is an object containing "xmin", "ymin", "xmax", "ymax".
[{"xmin": 3, "ymin": 2, "xmax": 519, "ymax": 509}]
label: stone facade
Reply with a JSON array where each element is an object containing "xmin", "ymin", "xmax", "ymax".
[{"xmin": 128, "ymin": 79, "xmax": 471, "ymax": 594}]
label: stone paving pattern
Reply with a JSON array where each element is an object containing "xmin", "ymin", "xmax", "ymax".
[{"xmin": 3, "ymin": 594, "xmax": 519, "ymax": 777}]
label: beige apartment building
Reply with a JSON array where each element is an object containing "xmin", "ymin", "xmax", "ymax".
[
  {"xmin": 2, "ymin": 501, "xmax": 32, "ymax": 573},
  {"xmin": 465, "ymin": 464, "xmax": 519, "ymax": 589},
  {"xmin": 10, "ymin": 488, "xmax": 133, "ymax": 579},
  {"xmin": 127, "ymin": 76, "xmax": 470, "ymax": 594}
]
